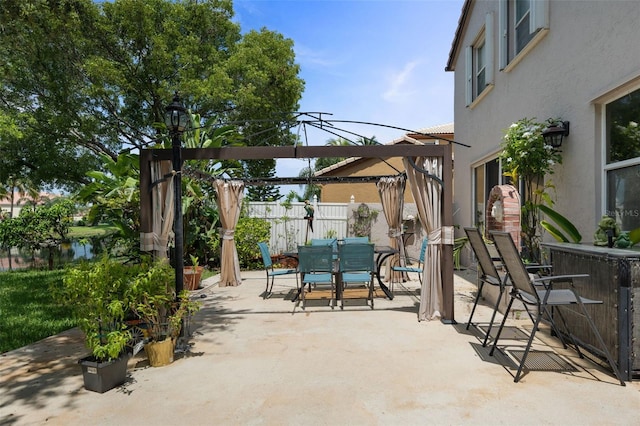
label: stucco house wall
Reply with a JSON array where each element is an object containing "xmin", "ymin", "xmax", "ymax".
[
  {"xmin": 447, "ymin": 0, "xmax": 640, "ymax": 242},
  {"xmin": 318, "ymin": 156, "xmax": 415, "ymax": 204}
]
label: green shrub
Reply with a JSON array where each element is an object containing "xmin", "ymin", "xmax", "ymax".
[
  {"xmin": 234, "ymin": 217, "xmax": 270, "ymax": 269},
  {"xmin": 58, "ymin": 257, "xmax": 146, "ymax": 360}
]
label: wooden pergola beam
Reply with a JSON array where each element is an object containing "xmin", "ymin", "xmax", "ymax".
[{"xmin": 143, "ymin": 144, "xmax": 448, "ymax": 161}]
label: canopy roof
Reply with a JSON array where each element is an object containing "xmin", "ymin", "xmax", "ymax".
[{"xmin": 139, "ymin": 143, "xmax": 456, "ymax": 321}]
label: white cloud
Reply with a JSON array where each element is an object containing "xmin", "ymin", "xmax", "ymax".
[
  {"xmin": 382, "ymin": 60, "xmax": 422, "ymax": 102},
  {"xmin": 294, "ymin": 43, "xmax": 342, "ymax": 69}
]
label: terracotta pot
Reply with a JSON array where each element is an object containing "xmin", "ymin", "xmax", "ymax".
[
  {"xmin": 183, "ymin": 266, "xmax": 204, "ymax": 290},
  {"xmin": 145, "ymin": 338, "xmax": 174, "ymax": 367}
]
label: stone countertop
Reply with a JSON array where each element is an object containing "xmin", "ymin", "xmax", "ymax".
[{"xmin": 542, "ymin": 241, "xmax": 640, "ymax": 258}]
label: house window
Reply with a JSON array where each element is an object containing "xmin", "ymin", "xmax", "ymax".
[
  {"xmin": 475, "ymin": 40, "xmax": 487, "ymax": 94},
  {"xmin": 514, "ymin": 0, "xmax": 534, "ymax": 53},
  {"xmin": 465, "ymin": 13, "xmax": 494, "ymax": 106},
  {"xmin": 499, "ymin": 0, "xmax": 548, "ymax": 70},
  {"xmin": 604, "ymin": 87, "xmax": 640, "ymax": 231},
  {"xmin": 473, "ymin": 157, "xmax": 512, "ymax": 227}
]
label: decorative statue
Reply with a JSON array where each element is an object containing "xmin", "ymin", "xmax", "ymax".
[
  {"xmin": 593, "ymin": 215, "xmax": 621, "ymax": 247},
  {"xmin": 616, "ymin": 232, "xmax": 632, "ymax": 249},
  {"xmin": 304, "ymin": 200, "xmax": 314, "ymax": 232}
]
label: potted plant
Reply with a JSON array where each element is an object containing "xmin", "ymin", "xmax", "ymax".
[
  {"xmin": 59, "ymin": 256, "xmax": 144, "ymax": 393},
  {"xmin": 183, "ymin": 254, "xmax": 204, "ymax": 291},
  {"xmin": 129, "ymin": 260, "xmax": 201, "ymax": 367}
]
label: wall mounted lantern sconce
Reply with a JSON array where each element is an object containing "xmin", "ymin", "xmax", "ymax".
[{"xmin": 542, "ymin": 121, "xmax": 570, "ymax": 149}]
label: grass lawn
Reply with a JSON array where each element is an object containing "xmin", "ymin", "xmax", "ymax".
[
  {"xmin": 0, "ymin": 224, "xmax": 215, "ymax": 353},
  {"xmin": 67, "ymin": 224, "xmax": 119, "ymax": 239},
  {"xmin": 0, "ymin": 269, "xmax": 76, "ymax": 353}
]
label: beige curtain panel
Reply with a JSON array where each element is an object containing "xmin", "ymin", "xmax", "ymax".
[
  {"xmin": 141, "ymin": 160, "xmax": 174, "ymax": 259},
  {"xmin": 215, "ymin": 179, "xmax": 245, "ymax": 287},
  {"xmin": 376, "ymin": 175, "xmax": 407, "ymax": 283},
  {"xmin": 404, "ymin": 156, "xmax": 444, "ymax": 321}
]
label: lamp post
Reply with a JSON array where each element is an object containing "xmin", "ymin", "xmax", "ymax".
[{"xmin": 165, "ymin": 93, "xmax": 188, "ymax": 296}]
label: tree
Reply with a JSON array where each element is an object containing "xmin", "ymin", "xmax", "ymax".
[
  {"xmin": 313, "ymin": 137, "xmax": 349, "ymax": 172},
  {"xmin": 0, "ymin": 198, "xmax": 75, "ymax": 269},
  {"xmin": 297, "ymin": 165, "xmax": 322, "ymax": 202},
  {"xmin": 356, "ymin": 135, "xmax": 381, "ymax": 146},
  {"xmin": 244, "ymin": 159, "xmax": 281, "ymax": 201},
  {"xmin": 0, "ymin": 0, "xmax": 303, "ymax": 190}
]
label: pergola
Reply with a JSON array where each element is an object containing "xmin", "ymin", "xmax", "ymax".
[{"xmin": 139, "ymin": 143, "xmax": 456, "ymax": 323}]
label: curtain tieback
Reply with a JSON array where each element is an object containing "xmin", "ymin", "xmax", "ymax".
[
  {"xmin": 221, "ymin": 229, "xmax": 235, "ymax": 240},
  {"xmin": 427, "ymin": 226, "xmax": 455, "ymax": 245},
  {"xmin": 388, "ymin": 228, "xmax": 402, "ymax": 238},
  {"xmin": 140, "ymin": 232, "xmax": 154, "ymax": 251}
]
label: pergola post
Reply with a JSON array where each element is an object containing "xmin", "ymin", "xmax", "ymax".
[{"xmin": 441, "ymin": 143, "xmax": 455, "ymax": 323}]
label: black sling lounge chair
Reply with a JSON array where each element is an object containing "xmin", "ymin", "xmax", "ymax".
[
  {"xmin": 488, "ymin": 231, "xmax": 625, "ymax": 386},
  {"xmin": 464, "ymin": 227, "xmax": 509, "ymax": 346}
]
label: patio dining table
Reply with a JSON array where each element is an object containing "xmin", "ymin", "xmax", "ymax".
[{"xmin": 286, "ymin": 245, "xmax": 397, "ymax": 302}]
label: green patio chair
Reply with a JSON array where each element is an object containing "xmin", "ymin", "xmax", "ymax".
[
  {"xmin": 338, "ymin": 243, "xmax": 375, "ymax": 310},
  {"xmin": 298, "ymin": 245, "xmax": 335, "ymax": 309},
  {"xmin": 258, "ymin": 242, "xmax": 298, "ymax": 299},
  {"xmin": 391, "ymin": 237, "xmax": 427, "ymax": 292},
  {"xmin": 343, "ymin": 236, "xmax": 369, "ymax": 244}
]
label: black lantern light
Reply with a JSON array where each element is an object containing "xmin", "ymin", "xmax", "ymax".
[
  {"xmin": 164, "ymin": 92, "xmax": 188, "ymax": 134},
  {"xmin": 542, "ymin": 121, "xmax": 570, "ymax": 150},
  {"xmin": 165, "ymin": 92, "xmax": 187, "ymax": 297}
]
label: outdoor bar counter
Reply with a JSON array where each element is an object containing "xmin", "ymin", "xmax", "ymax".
[{"xmin": 542, "ymin": 242, "xmax": 640, "ymax": 381}]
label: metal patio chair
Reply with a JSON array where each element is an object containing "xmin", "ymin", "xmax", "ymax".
[
  {"xmin": 488, "ymin": 231, "xmax": 625, "ymax": 385},
  {"xmin": 298, "ymin": 245, "xmax": 335, "ymax": 309},
  {"xmin": 391, "ymin": 237, "xmax": 427, "ymax": 291},
  {"xmin": 258, "ymin": 242, "xmax": 298, "ymax": 299},
  {"xmin": 338, "ymin": 243, "xmax": 375, "ymax": 310},
  {"xmin": 311, "ymin": 238, "xmax": 338, "ymax": 259},
  {"xmin": 464, "ymin": 227, "xmax": 509, "ymax": 346},
  {"xmin": 464, "ymin": 227, "xmax": 554, "ymax": 346},
  {"xmin": 343, "ymin": 236, "xmax": 369, "ymax": 244}
]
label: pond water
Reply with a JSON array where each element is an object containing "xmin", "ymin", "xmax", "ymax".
[{"xmin": 0, "ymin": 240, "xmax": 98, "ymax": 271}]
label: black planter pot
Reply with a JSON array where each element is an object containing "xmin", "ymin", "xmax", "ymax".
[{"xmin": 78, "ymin": 354, "xmax": 129, "ymax": 393}]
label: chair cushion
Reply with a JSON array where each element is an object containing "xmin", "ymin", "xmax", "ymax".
[
  {"xmin": 302, "ymin": 273, "xmax": 332, "ymax": 284},
  {"xmin": 268, "ymin": 269, "xmax": 296, "ymax": 276},
  {"xmin": 392, "ymin": 266, "xmax": 421, "ymax": 274},
  {"xmin": 342, "ymin": 272, "xmax": 371, "ymax": 282}
]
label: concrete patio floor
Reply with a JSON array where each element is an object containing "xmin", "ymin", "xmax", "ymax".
[{"xmin": 2, "ymin": 268, "xmax": 639, "ymax": 425}]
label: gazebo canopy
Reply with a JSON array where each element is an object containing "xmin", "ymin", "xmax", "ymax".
[{"xmin": 139, "ymin": 144, "xmax": 456, "ymax": 322}]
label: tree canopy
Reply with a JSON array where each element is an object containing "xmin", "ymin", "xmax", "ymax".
[{"xmin": 0, "ymin": 0, "xmax": 304, "ymax": 193}]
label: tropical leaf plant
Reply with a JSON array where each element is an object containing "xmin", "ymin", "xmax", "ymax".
[
  {"xmin": 538, "ymin": 204, "xmax": 582, "ymax": 243},
  {"xmin": 629, "ymin": 227, "xmax": 640, "ymax": 247}
]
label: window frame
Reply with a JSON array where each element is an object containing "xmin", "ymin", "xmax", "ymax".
[
  {"xmin": 465, "ymin": 13, "xmax": 494, "ymax": 108},
  {"xmin": 499, "ymin": 0, "xmax": 549, "ymax": 72},
  {"xmin": 602, "ymin": 84, "xmax": 640, "ymax": 231},
  {"xmin": 475, "ymin": 38, "xmax": 487, "ymax": 95},
  {"xmin": 471, "ymin": 155, "xmax": 513, "ymax": 227}
]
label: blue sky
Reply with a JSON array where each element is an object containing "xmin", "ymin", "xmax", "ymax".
[{"xmin": 233, "ymin": 0, "xmax": 464, "ymax": 177}]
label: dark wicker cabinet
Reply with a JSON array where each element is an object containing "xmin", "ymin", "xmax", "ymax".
[{"xmin": 543, "ymin": 242, "xmax": 640, "ymax": 381}]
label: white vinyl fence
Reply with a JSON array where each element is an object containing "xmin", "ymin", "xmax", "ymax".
[{"xmin": 246, "ymin": 201, "xmax": 349, "ymax": 254}]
